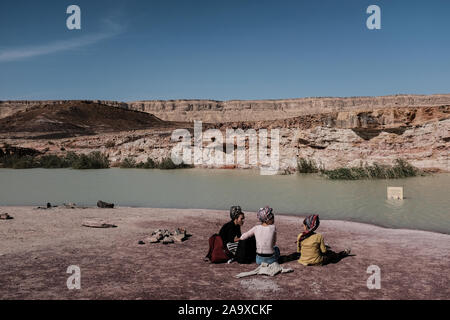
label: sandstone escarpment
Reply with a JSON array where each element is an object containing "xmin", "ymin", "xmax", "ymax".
[
  {"xmin": 1, "ymin": 95, "xmax": 449, "ymax": 172},
  {"xmin": 127, "ymin": 94, "xmax": 450, "ymax": 122},
  {"xmin": 0, "ymin": 101, "xmax": 188, "ymax": 139},
  {"xmin": 2, "ymin": 94, "xmax": 450, "ymax": 123},
  {"xmin": 1, "ymin": 103, "xmax": 448, "ymax": 172},
  {"xmin": 210, "ymin": 105, "xmax": 450, "ymax": 131},
  {"xmin": 0, "ymin": 100, "xmax": 127, "ymax": 119}
]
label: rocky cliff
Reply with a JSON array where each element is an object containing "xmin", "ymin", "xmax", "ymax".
[
  {"xmin": 126, "ymin": 94, "xmax": 450, "ymax": 122},
  {"xmin": 2, "ymin": 94, "xmax": 450, "ymax": 122},
  {"xmin": 0, "ymin": 100, "xmax": 127, "ymax": 119},
  {"xmin": 0, "ymin": 101, "xmax": 187, "ymax": 139},
  {"xmin": 0, "ymin": 95, "xmax": 449, "ymax": 172}
]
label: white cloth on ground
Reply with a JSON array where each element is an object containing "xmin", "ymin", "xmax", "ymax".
[{"xmin": 235, "ymin": 262, "xmax": 293, "ymax": 278}]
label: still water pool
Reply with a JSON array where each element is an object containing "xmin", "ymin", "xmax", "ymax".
[{"xmin": 0, "ymin": 168, "xmax": 449, "ymax": 234}]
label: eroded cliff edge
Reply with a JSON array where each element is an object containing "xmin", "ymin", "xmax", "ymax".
[
  {"xmin": 2, "ymin": 94, "xmax": 450, "ymax": 122},
  {"xmin": 126, "ymin": 94, "xmax": 450, "ymax": 122},
  {"xmin": 0, "ymin": 95, "xmax": 449, "ymax": 172}
]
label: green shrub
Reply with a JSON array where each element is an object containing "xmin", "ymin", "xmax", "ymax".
[
  {"xmin": 71, "ymin": 152, "xmax": 110, "ymax": 169},
  {"xmin": 64, "ymin": 152, "xmax": 79, "ymax": 165},
  {"xmin": 0, "ymin": 151, "xmax": 110, "ymax": 169},
  {"xmin": 0, "ymin": 155, "xmax": 37, "ymax": 169},
  {"xmin": 321, "ymin": 159, "xmax": 420, "ymax": 180},
  {"xmin": 120, "ymin": 157, "xmax": 137, "ymax": 168},
  {"xmin": 0, "ymin": 153, "xmax": 190, "ymax": 170},
  {"xmin": 136, "ymin": 157, "xmax": 157, "ymax": 169},
  {"xmin": 157, "ymin": 157, "xmax": 178, "ymax": 169},
  {"xmin": 157, "ymin": 157, "xmax": 193, "ymax": 169},
  {"xmin": 322, "ymin": 167, "xmax": 357, "ymax": 180},
  {"xmin": 120, "ymin": 157, "xmax": 192, "ymax": 169},
  {"xmin": 12, "ymin": 155, "xmax": 37, "ymax": 169},
  {"xmin": 297, "ymin": 158, "xmax": 319, "ymax": 173},
  {"xmin": 13, "ymin": 157, "xmax": 35, "ymax": 169},
  {"xmin": 390, "ymin": 159, "xmax": 418, "ymax": 178},
  {"xmin": 39, "ymin": 154, "xmax": 71, "ymax": 168}
]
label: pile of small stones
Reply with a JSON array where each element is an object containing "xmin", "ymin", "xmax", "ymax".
[{"xmin": 140, "ymin": 228, "xmax": 189, "ymax": 244}]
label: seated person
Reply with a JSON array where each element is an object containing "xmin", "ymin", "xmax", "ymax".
[
  {"xmin": 297, "ymin": 214, "xmax": 350, "ymax": 266},
  {"xmin": 219, "ymin": 206, "xmax": 245, "ymax": 255},
  {"xmin": 239, "ymin": 206, "xmax": 279, "ymax": 265}
]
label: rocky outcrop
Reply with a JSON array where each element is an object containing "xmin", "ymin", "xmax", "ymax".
[
  {"xmin": 127, "ymin": 94, "xmax": 450, "ymax": 122},
  {"xmin": 0, "ymin": 101, "xmax": 186, "ymax": 139},
  {"xmin": 0, "ymin": 100, "xmax": 128, "ymax": 119},
  {"xmin": 97, "ymin": 200, "xmax": 114, "ymax": 209},
  {"xmin": 1, "ymin": 98, "xmax": 449, "ymax": 172},
  {"xmin": 82, "ymin": 219, "xmax": 117, "ymax": 228},
  {"xmin": 0, "ymin": 145, "xmax": 41, "ymax": 157},
  {"xmin": 209, "ymin": 105, "xmax": 450, "ymax": 131},
  {"xmin": 278, "ymin": 118, "xmax": 449, "ymax": 172},
  {"xmin": 3, "ymin": 94, "xmax": 450, "ymax": 122}
]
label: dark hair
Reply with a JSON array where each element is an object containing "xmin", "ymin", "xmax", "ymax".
[{"xmin": 230, "ymin": 206, "xmax": 243, "ymax": 220}]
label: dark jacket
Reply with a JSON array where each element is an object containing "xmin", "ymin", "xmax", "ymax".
[{"xmin": 219, "ymin": 220, "xmax": 241, "ymax": 244}]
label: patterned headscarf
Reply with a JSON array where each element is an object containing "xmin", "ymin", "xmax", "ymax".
[
  {"xmin": 257, "ymin": 206, "xmax": 274, "ymax": 223},
  {"xmin": 297, "ymin": 214, "xmax": 320, "ymax": 250},
  {"xmin": 230, "ymin": 206, "xmax": 243, "ymax": 221},
  {"xmin": 304, "ymin": 215, "xmax": 320, "ymax": 232}
]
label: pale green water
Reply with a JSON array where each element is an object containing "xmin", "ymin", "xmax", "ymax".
[{"xmin": 0, "ymin": 168, "xmax": 449, "ymax": 234}]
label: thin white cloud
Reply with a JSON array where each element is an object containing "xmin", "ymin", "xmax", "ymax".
[{"xmin": 0, "ymin": 20, "xmax": 123, "ymax": 63}]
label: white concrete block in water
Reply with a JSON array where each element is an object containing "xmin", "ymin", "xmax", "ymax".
[{"xmin": 387, "ymin": 187, "xmax": 404, "ymax": 200}]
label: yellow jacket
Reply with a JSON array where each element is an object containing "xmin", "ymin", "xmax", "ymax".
[{"xmin": 297, "ymin": 233, "xmax": 326, "ymax": 266}]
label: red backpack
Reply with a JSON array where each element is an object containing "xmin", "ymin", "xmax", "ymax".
[{"xmin": 205, "ymin": 234, "xmax": 233, "ymax": 263}]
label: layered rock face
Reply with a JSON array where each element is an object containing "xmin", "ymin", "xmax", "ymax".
[
  {"xmin": 280, "ymin": 118, "xmax": 449, "ymax": 172},
  {"xmin": 0, "ymin": 100, "xmax": 127, "ymax": 119},
  {"xmin": 1, "ymin": 104, "xmax": 448, "ymax": 172},
  {"xmin": 2, "ymin": 94, "xmax": 450, "ymax": 122},
  {"xmin": 0, "ymin": 101, "xmax": 184, "ymax": 139},
  {"xmin": 0, "ymin": 95, "xmax": 449, "ymax": 172},
  {"xmin": 127, "ymin": 94, "xmax": 450, "ymax": 122}
]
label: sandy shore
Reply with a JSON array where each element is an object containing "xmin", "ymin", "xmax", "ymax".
[{"xmin": 0, "ymin": 206, "xmax": 449, "ymax": 300}]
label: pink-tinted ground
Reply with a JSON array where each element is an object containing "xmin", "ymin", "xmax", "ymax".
[{"xmin": 0, "ymin": 206, "xmax": 448, "ymax": 300}]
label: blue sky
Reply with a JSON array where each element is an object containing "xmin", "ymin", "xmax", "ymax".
[{"xmin": 0, "ymin": 0, "xmax": 449, "ymax": 101}]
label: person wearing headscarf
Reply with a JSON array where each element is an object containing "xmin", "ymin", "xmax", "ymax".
[
  {"xmin": 219, "ymin": 206, "xmax": 245, "ymax": 255},
  {"xmin": 239, "ymin": 206, "xmax": 280, "ymax": 265},
  {"xmin": 297, "ymin": 214, "xmax": 351, "ymax": 266},
  {"xmin": 298, "ymin": 214, "xmax": 320, "ymax": 245}
]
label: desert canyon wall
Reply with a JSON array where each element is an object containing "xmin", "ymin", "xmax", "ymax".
[
  {"xmin": 0, "ymin": 94, "xmax": 449, "ymax": 172},
  {"xmin": 128, "ymin": 94, "xmax": 450, "ymax": 122},
  {"xmin": 2, "ymin": 94, "xmax": 450, "ymax": 122}
]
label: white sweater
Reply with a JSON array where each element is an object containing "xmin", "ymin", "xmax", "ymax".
[{"xmin": 240, "ymin": 224, "xmax": 277, "ymax": 255}]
